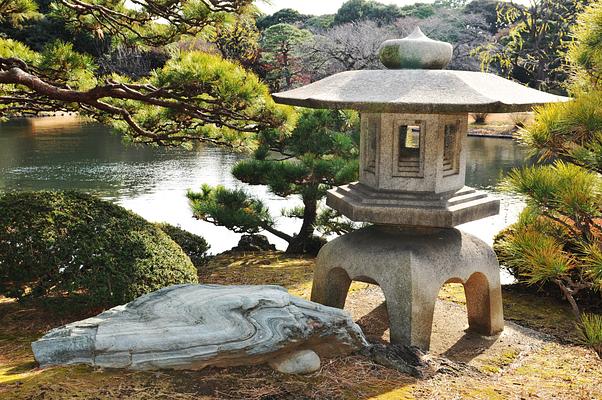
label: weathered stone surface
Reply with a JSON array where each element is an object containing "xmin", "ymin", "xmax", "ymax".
[
  {"xmin": 268, "ymin": 349, "xmax": 321, "ymax": 374},
  {"xmin": 32, "ymin": 285, "xmax": 368, "ymax": 371},
  {"xmin": 358, "ymin": 113, "xmax": 469, "ymax": 195},
  {"xmin": 272, "ymin": 69, "xmax": 569, "ymax": 114},
  {"xmin": 327, "ymin": 183, "xmax": 500, "ymax": 227},
  {"xmin": 379, "ymin": 27, "xmax": 453, "ymax": 70},
  {"xmin": 312, "ymin": 225, "xmax": 504, "ymax": 351}
]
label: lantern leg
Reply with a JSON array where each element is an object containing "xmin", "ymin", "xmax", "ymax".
[
  {"xmin": 310, "ymin": 225, "xmax": 504, "ymax": 351},
  {"xmin": 464, "ymin": 271, "xmax": 505, "ymax": 336},
  {"xmin": 380, "ymin": 279, "xmax": 438, "ymax": 350}
]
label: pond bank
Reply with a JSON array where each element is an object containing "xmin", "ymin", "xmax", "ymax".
[
  {"xmin": 0, "ymin": 118, "xmax": 532, "ymax": 257},
  {"xmin": 1, "ymin": 251, "xmax": 599, "ymax": 400}
]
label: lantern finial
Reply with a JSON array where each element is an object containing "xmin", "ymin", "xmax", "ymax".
[{"xmin": 378, "ymin": 26, "xmax": 453, "ymax": 70}]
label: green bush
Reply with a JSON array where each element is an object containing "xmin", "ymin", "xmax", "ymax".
[
  {"xmin": 156, "ymin": 223, "xmax": 210, "ymax": 268},
  {"xmin": 578, "ymin": 313, "xmax": 602, "ymax": 357},
  {"xmin": 0, "ymin": 191, "xmax": 198, "ymax": 308}
]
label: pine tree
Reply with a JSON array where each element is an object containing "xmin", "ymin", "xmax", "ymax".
[
  {"xmin": 188, "ymin": 108, "xmax": 360, "ymax": 255},
  {"xmin": 0, "ymin": 1, "xmax": 293, "ymax": 146},
  {"xmin": 495, "ymin": 2, "xmax": 602, "ymax": 321}
]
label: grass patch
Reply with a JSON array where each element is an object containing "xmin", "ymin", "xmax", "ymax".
[
  {"xmin": 0, "ymin": 251, "xmax": 600, "ymax": 399},
  {"xmin": 477, "ymin": 349, "xmax": 519, "ymax": 374}
]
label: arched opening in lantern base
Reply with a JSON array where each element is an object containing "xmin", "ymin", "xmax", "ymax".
[
  {"xmin": 316, "ymin": 266, "xmax": 502, "ymax": 358},
  {"xmin": 430, "ymin": 274, "xmax": 501, "ymax": 360}
]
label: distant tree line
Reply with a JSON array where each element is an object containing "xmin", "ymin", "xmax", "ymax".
[{"xmin": 254, "ymin": 0, "xmax": 588, "ymax": 94}]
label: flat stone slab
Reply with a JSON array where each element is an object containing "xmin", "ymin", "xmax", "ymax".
[
  {"xmin": 327, "ymin": 183, "xmax": 500, "ymax": 227},
  {"xmin": 31, "ymin": 284, "xmax": 368, "ymax": 372},
  {"xmin": 273, "ymin": 70, "xmax": 569, "ymax": 113}
]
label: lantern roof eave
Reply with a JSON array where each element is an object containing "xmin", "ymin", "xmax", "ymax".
[{"xmin": 272, "ymin": 70, "xmax": 570, "ymax": 114}]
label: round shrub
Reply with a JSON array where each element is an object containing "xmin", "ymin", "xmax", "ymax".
[
  {"xmin": 156, "ymin": 223, "xmax": 210, "ymax": 268},
  {"xmin": 0, "ymin": 191, "xmax": 198, "ymax": 308}
]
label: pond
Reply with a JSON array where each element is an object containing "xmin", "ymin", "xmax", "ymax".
[{"xmin": 0, "ymin": 117, "xmax": 529, "ymax": 262}]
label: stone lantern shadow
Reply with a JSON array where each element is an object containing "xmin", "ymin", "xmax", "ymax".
[{"xmin": 273, "ymin": 27, "xmax": 569, "ymax": 351}]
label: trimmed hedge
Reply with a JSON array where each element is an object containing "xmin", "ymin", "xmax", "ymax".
[
  {"xmin": 0, "ymin": 191, "xmax": 198, "ymax": 307},
  {"xmin": 156, "ymin": 223, "xmax": 210, "ymax": 268}
]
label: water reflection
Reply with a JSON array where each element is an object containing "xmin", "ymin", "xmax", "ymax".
[{"xmin": 0, "ymin": 118, "xmax": 530, "ymax": 264}]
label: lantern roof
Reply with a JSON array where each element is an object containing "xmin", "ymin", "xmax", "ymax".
[{"xmin": 272, "ymin": 69, "xmax": 569, "ymax": 113}]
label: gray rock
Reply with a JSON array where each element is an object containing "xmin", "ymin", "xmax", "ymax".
[
  {"xmin": 32, "ymin": 285, "xmax": 368, "ymax": 372},
  {"xmin": 268, "ymin": 349, "xmax": 321, "ymax": 374},
  {"xmin": 231, "ymin": 234, "xmax": 276, "ymax": 252},
  {"xmin": 379, "ymin": 27, "xmax": 453, "ymax": 70},
  {"xmin": 312, "ymin": 225, "xmax": 504, "ymax": 351}
]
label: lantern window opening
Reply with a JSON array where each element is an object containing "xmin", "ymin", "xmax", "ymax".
[
  {"xmin": 395, "ymin": 121, "xmax": 424, "ymax": 178},
  {"xmin": 443, "ymin": 121, "xmax": 461, "ymax": 177}
]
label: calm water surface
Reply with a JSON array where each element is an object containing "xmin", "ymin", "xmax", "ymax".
[{"xmin": 0, "ymin": 117, "xmax": 530, "ymax": 267}]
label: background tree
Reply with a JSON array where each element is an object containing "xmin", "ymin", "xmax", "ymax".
[
  {"xmin": 0, "ymin": 0, "xmax": 293, "ymax": 146},
  {"xmin": 188, "ymin": 108, "xmax": 360, "ymax": 255},
  {"xmin": 410, "ymin": 7, "xmax": 493, "ymax": 71},
  {"xmin": 304, "ymin": 15, "xmax": 336, "ymax": 31},
  {"xmin": 494, "ymin": 2, "xmax": 602, "ymax": 341},
  {"xmin": 479, "ymin": 0, "xmax": 587, "ymax": 93},
  {"xmin": 303, "ymin": 20, "xmax": 394, "ymax": 80},
  {"xmin": 256, "ymin": 8, "xmax": 310, "ymax": 30},
  {"xmin": 464, "ymin": 0, "xmax": 508, "ymax": 33},
  {"xmin": 259, "ymin": 23, "xmax": 312, "ymax": 91},
  {"xmin": 333, "ymin": 0, "xmax": 402, "ymax": 25}
]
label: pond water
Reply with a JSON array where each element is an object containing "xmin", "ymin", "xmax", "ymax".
[{"xmin": 0, "ymin": 117, "xmax": 530, "ymax": 268}]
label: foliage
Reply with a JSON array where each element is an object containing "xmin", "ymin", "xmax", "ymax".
[
  {"xmin": 259, "ymin": 23, "xmax": 312, "ymax": 91},
  {"xmin": 410, "ymin": 7, "xmax": 493, "ymax": 71},
  {"xmin": 256, "ymin": 8, "xmax": 310, "ymax": 30},
  {"xmin": 188, "ymin": 184, "xmax": 273, "ymax": 235},
  {"xmin": 567, "ymin": 1, "xmax": 602, "ymax": 91},
  {"xmin": 305, "ymin": 15, "xmax": 336, "ymax": 31},
  {"xmin": 334, "ymin": 0, "xmax": 402, "ymax": 25},
  {"xmin": 0, "ymin": 0, "xmax": 293, "ymax": 146},
  {"xmin": 494, "ymin": 2, "xmax": 602, "ymax": 323},
  {"xmin": 97, "ymin": 45, "xmax": 169, "ymax": 79},
  {"xmin": 497, "ymin": 162, "xmax": 602, "ymax": 317},
  {"xmin": 518, "ymin": 92, "xmax": 602, "ymax": 173},
  {"xmin": 189, "ymin": 108, "xmax": 360, "ymax": 254},
  {"xmin": 302, "ymin": 5, "xmax": 493, "ymax": 79},
  {"xmin": 256, "ymin": 0, "xmax": 497, "ymax": 80},
  {"xmin": 213, "ymin": 10, "xmax": 262, "ymax": 69},
  {"xmin": 464, "ymin": 0, "xmax": 508, "ymax": 33},
  {"xmin": 399, "ymin": 3, "xmax": 436, "ymax": 19},
  {"xmin": 156, "ymin": 223, "xmax": 210, "ymax": 269},
  {"xmin": 0, "ymin": 0, "xmax": 40, "ymax": 28},
  {"xmin": 0, "ymin": 191, "xmax": 198, "ymax": 308},
  {"xmin": 578, "ymin": 313, "xmax": 602, "ymax": 356},
  {"xmin": 478, "ymin": 0, "xmax": 586, "ymax": 93},
  {"xmin": 303, "ymin": 20, "xmax": 392, "ymax": 80}
]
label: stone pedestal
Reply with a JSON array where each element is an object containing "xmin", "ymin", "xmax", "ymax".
[{"xmin": 311, "ymin": 225, "xmax": 504, "ymax": 350}]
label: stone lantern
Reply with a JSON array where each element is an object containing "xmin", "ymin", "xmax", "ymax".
[{"xmin": 272, "ymin": 28, "xmax": 568, "ymax": 350}]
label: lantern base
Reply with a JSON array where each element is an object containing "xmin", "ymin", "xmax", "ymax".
[
  {"xmin": 327, "ymin": 182, "xmax": 499, "ymax": 227},
  {"xmin": 311, "ymin": 225, "xmax": 504, "ymax": 350}
]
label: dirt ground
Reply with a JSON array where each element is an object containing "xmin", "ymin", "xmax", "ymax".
[{"xmin": 1, "ymin": 251, "xmax": 601, "ymax": 400}]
